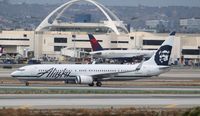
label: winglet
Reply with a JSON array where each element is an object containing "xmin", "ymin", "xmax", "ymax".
[
  {"xmin": 170, "ymin": 31, "xmax": 176, "ymax": 36},
  {"xmin": 136, "ymin": 59, "xmax": 144, "ymax": 71}
]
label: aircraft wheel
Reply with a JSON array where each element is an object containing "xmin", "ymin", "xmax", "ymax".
[
  {"xmin": 25, "ymin": 82, "xmax": 29, "ymax": 86},
  {"xmin": 96, "ymin": 81, "xmax": 102, "ymax": 87},
  {"xmin": 64, "ymin": 81, "xmax": 69, "ymax": 84},
  {"xmin": 88, "ymin": 82, "xmax": 94, "ymax": 87}
]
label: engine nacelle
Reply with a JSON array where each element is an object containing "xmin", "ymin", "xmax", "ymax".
[
  {"xmin": 76, "ymin": 75, "xmax": 93, "ymax": 84},
  {"xmin": 64, "ymin": 80, "xmax": 77, "ymax": 84}
]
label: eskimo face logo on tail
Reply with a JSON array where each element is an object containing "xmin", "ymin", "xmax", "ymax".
[{"xmin": 155, "ymin": 45, "xmax": 172, "ymax": 65}]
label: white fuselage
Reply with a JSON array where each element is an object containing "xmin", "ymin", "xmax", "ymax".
[
  {"xmin": 90, "ymin": 50, "xmax": 155, "ymax": 59},
  {"xmin": 11, "ymin": 63, "xmax": 169, "ymax": 82}
]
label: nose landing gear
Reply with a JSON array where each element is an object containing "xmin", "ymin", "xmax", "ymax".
[{"xmin": 25, "ymin": 82, "xmax": 29, "ymax": 86}]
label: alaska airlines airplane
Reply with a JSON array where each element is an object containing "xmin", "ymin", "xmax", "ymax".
[
  {"xmin": 88, "ymin": 34, "xmax": 156, "ymax": 59},
  {"xmin": 11, "ymin": 32, "xmax": 175, "ymax": 87}
]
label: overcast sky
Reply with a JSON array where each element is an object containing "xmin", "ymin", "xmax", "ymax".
[{"xmin": 7, "ymin": 0, "xmax": 200, "ymax": 7}]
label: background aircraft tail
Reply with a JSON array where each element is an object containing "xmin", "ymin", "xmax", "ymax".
[
  {"xmin": 144, "ymin": 31, "xmax": 176, "ymax": 66},
  {"xmin": 88, "ymin": 34, "xmax": 103, "ymax": 51}
]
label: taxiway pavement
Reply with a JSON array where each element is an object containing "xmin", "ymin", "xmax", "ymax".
[
  {"xmin": 0, "ymin": 86, "xmax": 200, "ymax": 91},
  {"xmin": 0, "ymin": 68, "xmax": 200, "ymax": 109},
  {"xmin": 0, "ymin": 94, "xmax": 199, "ymax": 109}
]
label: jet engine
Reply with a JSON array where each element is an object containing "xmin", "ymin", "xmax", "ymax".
[{"xmin": 76, "ymin": 75, "xmax": 93, "ymax": 84}]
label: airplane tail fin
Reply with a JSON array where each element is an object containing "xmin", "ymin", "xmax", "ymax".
[
  {"xmin": 88, "ymin": 34, "xmax": 103, "ymax": 51},
  {"xmin": 144, "ymin": 31, "xmax": 176, "ymax": 66}
]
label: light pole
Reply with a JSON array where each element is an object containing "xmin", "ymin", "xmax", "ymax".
[
  {"xmin": 72, "ymin": 34, "xmax": 76, "ymax": 63},
  {"xmin": 130, "ymin": 17, "xmax": 138, "ymax": 49},
  {"xmin": 69, "ymin": 16, "xmax": 76, "ymax": 63},
  {"xmin": 198, "ymin": 46, "xmax": 200, "ymax": 68},
  {"xmin": 135, "ymin": 29, "xmax": 137, "ymax": 49}
]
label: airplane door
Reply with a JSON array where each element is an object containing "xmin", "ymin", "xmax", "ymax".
[{"xmin": 29, "ymin": 66, "xmax": 37, "ymax": 75}]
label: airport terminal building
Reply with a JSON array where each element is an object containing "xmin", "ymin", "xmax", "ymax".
[
  {"xmin": 1, "ymin": 30, "xmax": 200, "ymax": 64},
  {"xmin": 0, "ymin": 0, "xmax": 200, "ymax": 65}
]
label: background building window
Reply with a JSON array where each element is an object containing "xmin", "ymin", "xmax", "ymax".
[
  {"xmin": 54, "ymin": 46, "xmax": 66, "ymax": 51},
  {"xmin": 182, "ymin": 49, "xmax": 200, "ymax": 55},
  {"xmin": 143, "ymin": 40, "xmax": 164, "ymax": 45},
  {"xmin": 54, "ymin": 37, "xmax": 67, "ymax": 43},
  {"xmin": 72, "ymin": 40, "xmax": 102, "ymax": 42},
  {"xmin": 23, "ymin": 34, "xmax": 27, "ymax": 37},
  {"xmin": 130, "ymin": 37, "xmax": 134, "ymax": 40},
  {"xmin": 111, "ymin": 41, "xmax": 129, "ymax": 44}
]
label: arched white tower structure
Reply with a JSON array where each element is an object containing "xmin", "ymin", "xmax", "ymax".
[{"xmin": 36, "ymin": 0, "xmax": 128, "ymax": 35}]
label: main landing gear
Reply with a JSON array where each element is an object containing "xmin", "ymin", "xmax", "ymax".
[
  {"xmin": 88, "ymin": 81, "xmax": 102, "ymax": 87},
  {"xmin": 25, "ymin": 82, "xmax": 29, "ymax": 86},
  {"xmin": 96, "ymin": 81, "xmax": 102, "ymax": 87}
]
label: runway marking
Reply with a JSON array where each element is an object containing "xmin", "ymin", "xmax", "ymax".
[{"xmin": 165, "ymin": 104, "xmax": 177, "ymax": 108}]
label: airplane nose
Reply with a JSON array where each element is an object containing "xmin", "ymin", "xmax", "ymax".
[{"xmin": 10, "ymin": 71, "xmax": 17, "ymax": 77}]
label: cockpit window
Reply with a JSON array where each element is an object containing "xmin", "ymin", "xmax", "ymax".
[{"xmin": 17, "ymin": 68, "xmax": 25, "ymax": 71}]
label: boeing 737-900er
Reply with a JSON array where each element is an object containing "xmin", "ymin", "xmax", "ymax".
[
  {"xmin": 11, "ymin": 31, "xmax": 175, "ymax": 87},
  {"xmin": 88, "ymin": 34, "xmax": 156, "ymax": 59}
]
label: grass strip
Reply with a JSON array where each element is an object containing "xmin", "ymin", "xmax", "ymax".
[
  {"xmin": 0, "ymin": 88, "xmax": 200, "ymax": 94},
  {"xmin": 0, "ymin": 107, "xmax": 194, "ymax": 116}
]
